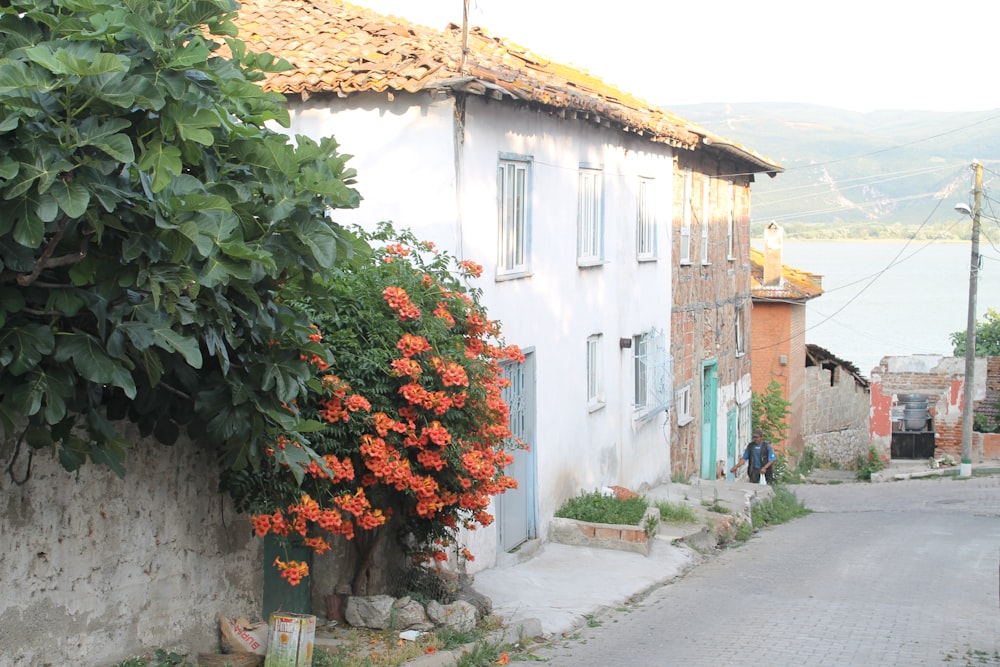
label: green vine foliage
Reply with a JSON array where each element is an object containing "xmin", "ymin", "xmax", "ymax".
[
  {"xmin": 751, "ymin": 380, "xmax": 791, "ymax": 481},
  {"xmin": 0, "ymin": 0, "xmax": 363, "ymax": 478},
  {"xmin": 751, "ymin": 379, "xmax": 790, "ymax": 447},
  {"xmin": 950, "ymin": 307, "xmax": 1000, "ymax": 433}
]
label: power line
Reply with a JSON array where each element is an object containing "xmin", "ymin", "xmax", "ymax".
[
  {"xmin": 758, "ymin": 162, "xmax": 965, "ymax": 201},
  {"xmin": 772, "ymin": 113, "xmax": 1000, "ymax": 173},
  {"xmin": 751, "ymin": 198, "xmax": 947, "ymax": 355},
  {"xmin": 762, "ymin": 190, "xmax": 948, "ymax": 223}
]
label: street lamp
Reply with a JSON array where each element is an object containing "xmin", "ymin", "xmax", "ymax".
[{"xmin": 953, "ymin": 161, "xmax": 983, "ymax": 479}]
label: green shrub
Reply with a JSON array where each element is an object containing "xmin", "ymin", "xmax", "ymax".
[
  {"xmin": 856, "ymin": 445, "xmax": 887, "ymax": 481},
  {"xmin": 734, "ymin": 520, "xmax": 754, "ymax": 542},
  {"xmin": 751, "ymin": 486, "xmax": 811, "ymax": 528},
  {"xmin": 111, "ymin": 651, "xmax": 193, "ymax": 667},
  {"xmin": 555, "ymin": 491, "xmax": 648, "ymax": 525},
  {"xmin": 793, "ymin": 447, "xmax": 817, "ymax": 480},
  {"xmin": 455, "ymin": 637, "xmax": 513, "ymax": 667}
]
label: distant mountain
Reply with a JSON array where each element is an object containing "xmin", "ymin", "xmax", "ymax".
[{"xmin": 670, "ymin": 103, "xmax": 1000, "ymax": 233}]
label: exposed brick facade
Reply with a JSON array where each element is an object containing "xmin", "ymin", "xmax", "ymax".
[
  {"xmin": 670, "ymin": 152, "xmax": 755, "ymax": 480},
  {"xmin": 869, "ymin": 355, "xmax": 998, "ymax": 461}
]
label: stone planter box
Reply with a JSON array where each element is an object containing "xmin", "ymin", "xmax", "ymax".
[{"xmin": 548, "ymin": 506, "xmax": 660, "ymax": 556}]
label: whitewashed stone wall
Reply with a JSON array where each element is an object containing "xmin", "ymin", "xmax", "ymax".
[
  {"xmin": 803, "ymin": 428, "xmax": 870, "ymax": 468},
  {"xmin": 0, "ymin": 425, "xmax": 262, "ymax": 667}
]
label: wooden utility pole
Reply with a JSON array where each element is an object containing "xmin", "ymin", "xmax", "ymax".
[{"xmin": 959, "ymin": 161, "xmax": 983, "ymax": 477}]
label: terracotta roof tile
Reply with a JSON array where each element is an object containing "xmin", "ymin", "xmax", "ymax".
[
  {"xmin": 749, "ymin": 247, "xmax": 824, "ymax": 301},
  {"xmin": 229, "ymin": 0, "xmax": 782, "ymax": 170}
]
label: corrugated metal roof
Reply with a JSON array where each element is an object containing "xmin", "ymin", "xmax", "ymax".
[
  {"xmin": 749, "ymin": 247, "xmax": 824, "ymax": 301},
  {"xmin": 230, "ymin": 0, "xmax": 782, "ymax": 173}
]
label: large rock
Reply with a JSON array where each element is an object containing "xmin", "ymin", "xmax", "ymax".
[
  {"xmin": 457, "ymin": 586, "xmax": 493, "ymax": 618},
  {"xmin": 425, "ymin": 599, "xmax": 447, "ymax": 626},
  {"xmin": 345, "ymin": 595, "xmax": 395, "ymax": 629},
  {"xmin": 393, "ymin": 597, "xmax": 432, "ymax": 631},
  {"xmin": 438, "ymin": 599, "xmax": 477, "ymax": 632}
]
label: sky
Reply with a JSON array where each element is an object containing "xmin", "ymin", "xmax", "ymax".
[{"xmin": 354, "ymin": 0, "xmax": 1000, "ymax": 114}]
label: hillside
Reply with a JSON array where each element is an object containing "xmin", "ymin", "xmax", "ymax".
[{"xmin": 671, "ymin": 103, "xmax": 1000, "ymax": 237}]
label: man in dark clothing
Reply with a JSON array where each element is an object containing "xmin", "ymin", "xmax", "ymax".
[{"xmin": 730, "ymin": 429, "xmax": 776, "ymax": 484}]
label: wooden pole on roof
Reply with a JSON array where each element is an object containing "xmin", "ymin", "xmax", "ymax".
[{"xmin": 461, "ymin": 0, "xmax": 469, "ymax": 75}]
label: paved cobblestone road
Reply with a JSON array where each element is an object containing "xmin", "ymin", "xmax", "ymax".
[{"xmin": 531, "ymin": 476, "xmax": 1000, "ymax": 666}]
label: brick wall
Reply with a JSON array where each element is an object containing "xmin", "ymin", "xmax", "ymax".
[
  {"xmin": 670, "ymin": 153, "xmax": 753, "ymax": 479},
  {"xmin": 749, "ymin": 300, "xmax": 811, "ymax": 452},
  {"xmin": 786, "ymin": 306, "xmax": 807, "ymax": 453},
  {"xmin": 869, "ymin": 355, "xmax": 996, "ymax": 461},
  {"xmin": 750, "ymin": 301, "xmax": 792, "ymax": 397}
]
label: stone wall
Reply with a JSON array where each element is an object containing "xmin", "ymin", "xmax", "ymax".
[
  {"xmin": 802, "ymin": 363, "xmax": 870, "ymax": 466},
  {"xmin": 803, "ymin": 428, "xmax": 870, "ymax": 468},
  {"xmin": 0, "ymin": 425, "xmax": 262, "ymax": 667}
]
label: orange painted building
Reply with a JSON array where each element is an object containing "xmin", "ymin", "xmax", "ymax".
[{"xmin": 750, "ymin": 224, "xmax": 823, "ymax": 453}]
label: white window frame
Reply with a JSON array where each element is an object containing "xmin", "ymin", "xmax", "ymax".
[
  {"xmin": 735, "ymin": 304, "xmax": 746, "ymax": 356},
  {"xmin": 701, "ymin": 174, "xmax": 711, "ymax": 265},
  {"xmin": 637, "ymin": 176, "xmax": 656, "ymax": 261},
  {"xmin": 738, "ymin": 399, "xmax": 752, "ymax": 447},
  {"xmin": 680, "ymin": 168, "xmax": 692, "ymax": 265},
  {"xmin": 577, "ymin": 166, "xmax": 604, "ymax": 266},
  {"xmin": 586, "ymin": 334, "xmax": 605, "ymax": 411},
  {"xmin": 726, "ymin": 179, "xmax": 736, "ymax": 261},
  {"xmin": 633, "ymin": 328, "xmax": 673, "ymax": 422},
  {"xmin": 497, "ymin": 156, "xmax": 531, "ymax": 277},
  {"xmin": 676, "ymin": 384, "xmax": 693, "ymax": 426}
]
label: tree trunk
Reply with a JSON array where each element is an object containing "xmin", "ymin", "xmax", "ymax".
[{"xmin": 351, "ymin": 524, "xmax": 383, "ymax": 596}]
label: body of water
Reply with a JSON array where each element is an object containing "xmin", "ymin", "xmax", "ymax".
[{"xmin": 776, "ymin": 240, "xmax": 1000, "ymax": 377}]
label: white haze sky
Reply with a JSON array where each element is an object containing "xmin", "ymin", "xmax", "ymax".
[{"xmin": 354, "ymin": 0, "xmax": 1000, "ymax": 114}]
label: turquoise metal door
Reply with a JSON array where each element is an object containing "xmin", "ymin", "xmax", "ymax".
[
  {"xmin": 497, "ymin": 351, "xmax": 537, "ymax": 552},
  {"xmin": 700, "ymin": 360, "xmax": 718, "ymax": 480}
]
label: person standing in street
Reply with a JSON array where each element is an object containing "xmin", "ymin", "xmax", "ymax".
[{"xmin": 731, "ymin": 429, "xmax": 776, "ymax": 484}]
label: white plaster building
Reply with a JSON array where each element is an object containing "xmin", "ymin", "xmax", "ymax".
[{"xmin": 235, "ymin": 0, "xmax": 779, "ymax": 571}]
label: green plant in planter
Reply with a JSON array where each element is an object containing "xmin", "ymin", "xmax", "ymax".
[{"xmin": 555, "ymin": 490, "xmax": 648, "ymax": 525}]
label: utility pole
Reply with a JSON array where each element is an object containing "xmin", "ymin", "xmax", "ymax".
[{"xmin": 959, "ymin": 161, "xmax": 983, "ymax": 478}]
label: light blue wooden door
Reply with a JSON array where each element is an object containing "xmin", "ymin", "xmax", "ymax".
[
  {"xmin": 726, "ymin": 408, "xmax": 738, "ymax": 481},
  {"xmin": 497, "ymin": 351, "xmax": 537, "ymax": 552}
]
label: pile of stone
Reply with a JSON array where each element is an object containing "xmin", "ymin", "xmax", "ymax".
[{"xmin": 344, "ymin": 593, "xmax": 488, "ymax": 633}]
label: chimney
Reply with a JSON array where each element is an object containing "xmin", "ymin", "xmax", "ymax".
[{"xmin": 763, "ymin": 222, "xmax": 783, "ymax": 288}]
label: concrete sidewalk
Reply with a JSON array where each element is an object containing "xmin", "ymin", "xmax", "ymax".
[
  {"xmin": 471, "ymin": 476, "xmax": 769, "ymax": 640},
  {"xmin": 407, "ymin": 459, "xmax": 1000, "ymax": 665}
]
